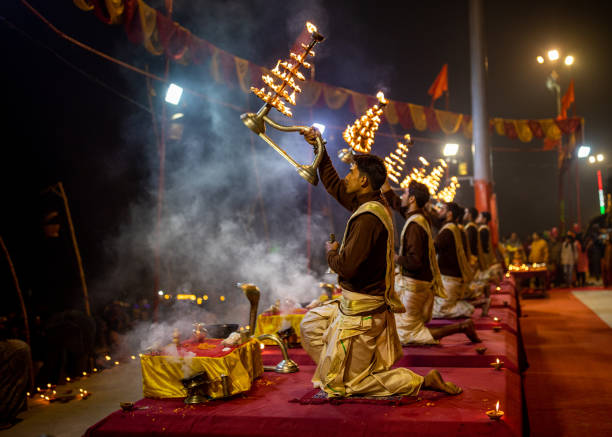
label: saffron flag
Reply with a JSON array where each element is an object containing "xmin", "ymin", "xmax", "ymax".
[
  {"xmin": 428, "ymin": 64, "xmax": 448, "ymax": 104},
  {"xmin": 559, "ymin": 79, "xmax": 575, "ymax": 120}
]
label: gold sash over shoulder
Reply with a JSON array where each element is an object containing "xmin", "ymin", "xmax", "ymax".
[{"xmin": 339, "ymin": 200, "xmax": 405, "ymax": 313}]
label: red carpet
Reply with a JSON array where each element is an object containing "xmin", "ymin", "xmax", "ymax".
[
  {"xmin": 521, "ymin": 288, "xmax": 612, "ymax": 436},
  {"xmin": 84, "ymin": 366, "xmax": 521, "ymax": 437}
]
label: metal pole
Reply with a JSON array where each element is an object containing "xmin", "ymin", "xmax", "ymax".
[
  {"xmin": 469, "ymin": 0, "xmax": 494, "ymax": 236},
  {"xmin": 58, "ymin": 182, "xmax": 91, "ymax": 317},
  {"xmin": 153, "ymin": 0, "xmax": 173, "ymax": 322}
]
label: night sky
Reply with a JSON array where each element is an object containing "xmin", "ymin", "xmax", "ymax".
[{"xmin": 1, "ymin": 0, "xmax": 611, "ymax": 314}]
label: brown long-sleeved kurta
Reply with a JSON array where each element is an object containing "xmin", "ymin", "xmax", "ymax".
[
  {"xmin": 460, "ymin": 227, "xmax": 470, "ymax": 258},
  {"xmin": 466, "ymin": 222, "xmax": 478, "ymax": 256},
  {"xmin": 435, "ymin": 226, "xmax": 461, "ymax": 278},
  {"xmin": 319, "ymin": 149, "xmax": 387, "ymax": 296},
  {"xmin": 384, "ymin": 190, "xmax": 433, "ymax": 282},
  {"xmin": 479, "ymin": 227, "xmax": 490, "ymax": 254}
]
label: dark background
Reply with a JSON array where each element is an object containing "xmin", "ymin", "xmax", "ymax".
[{"xmin": 1, "ymin": 0, "xmax": 611, "ymax": 316}]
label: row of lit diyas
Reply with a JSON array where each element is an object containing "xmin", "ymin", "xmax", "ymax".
[
  {"xmin": 383, "ymin": 134, "xmax": 413, "ymax": 184},
  {"xmin": 343, "ymin": 91, "xmax": 388, "ymax": 153},
  {"xmin": 507, "ymin": 263, "xmax": 547, "ymax": 272},
  {"xmin": 27, "ymin": 352, "xmax": 142, "ymax": 404},
  {"xmin": 250, "ymin": 22, "xmax": 320, "ymax": 117},
  {"xmin": 158, "ymin": 290, "xmax": 226, "ymax": 305}
]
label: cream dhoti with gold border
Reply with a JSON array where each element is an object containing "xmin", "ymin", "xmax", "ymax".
[
  {"xmin": 394, "ymin": 275, "xmax": 438, "ymax": 345},
  {"xmin": 301, "ymin": 290, "xmax": 423, "ymax": 397},
  {"xmin": 433, "ymin": 275, "xmax": 475, "ymax": 318},
  {"xmin": 300, "ymin": 199, "xmax": 421, "ymax": 397},
  {"xmin": 300, "ymin": 290, "xmax": 423, "ymax": 397}
]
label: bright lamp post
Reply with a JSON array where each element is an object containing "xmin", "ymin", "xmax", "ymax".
[
  {"xmin": 536, "ymin": 49, "xmax": 576, "ymax": 230},
  {"xmin": 536, "ymin": 49, "xmax": 574, "ymax": 116}
]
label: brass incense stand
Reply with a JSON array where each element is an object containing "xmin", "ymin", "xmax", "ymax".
[
  {"xmin": 181, "ymin": 371, "xmax": 210, "ymax": 404},
  {"xmin": 241, "ymin": 22, "xmax": 325, "ymax": 185},
  {"xmin": 257, "ymin": 333, "xmax": 299, "ymax": 373},
  {"xmin": 237, "ymin": 283, "xmax": 260, "ymax": 336}
]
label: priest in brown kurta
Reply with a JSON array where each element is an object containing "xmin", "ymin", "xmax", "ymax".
[
  {"xmin": 382, "ymin": 181, "xmax": 480, "ymax": 344},
  {"xmin": 463, "ymin": 207, "xmax": 489, "ymax": 299},
  {"xmin": 300, "ymin": 127, "xmax": 461, "ymax": 397},
  {"xmin": 433, "ymin": 202, "xmax": 489, "ymax": 318}
]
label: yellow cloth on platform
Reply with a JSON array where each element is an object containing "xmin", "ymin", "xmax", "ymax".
[
  {"xmin": 140, "ymin": 339, "xmax": 263, "ymax": 399},
  {"xmin": 394, "ymin": 275, "xmax": 437, "ymax": 344},
  {"xmin": 301, "ymin": 291, "xmax": 424, "ymax": 398},
  {"xmin": 254, "ymin": 313, "xmax": 305, "ymax": 343}
]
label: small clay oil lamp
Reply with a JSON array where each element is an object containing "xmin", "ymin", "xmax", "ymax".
[
  {"xmin": 486, "ymin": 401, "xmax": 504, "ymax": 420},
  {"xmin": 490, "ymin": 357, "xmax": 504, "ymax": 370}
]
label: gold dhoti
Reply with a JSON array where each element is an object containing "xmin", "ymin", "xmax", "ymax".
[
  {"xmin": 300, "ymin": 290, "xmax": 423, "ymax": 397},
  {"xmin": 433, "ymin": 275, "xmax": 475, "ymax": 319},
  {"xmin": 394, "ymin": 275, "xmax": 438, "ymax": 345}
]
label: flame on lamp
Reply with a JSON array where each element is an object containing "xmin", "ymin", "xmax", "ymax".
[
  {"xmin": 250, "ymin": 22, "xmax": 320, "ymax": 117},
  {"xmin": 343, "ymin": 90, "xmax": 388, "ymax": 153}
]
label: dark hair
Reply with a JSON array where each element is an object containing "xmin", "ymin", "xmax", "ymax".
[
  {"xmin": 481, "ymin": 211, "xmax": 491, "ymax": 223},
  {"xmin": 467, "ymin": 207, "xmax": 479, "ymax": 221},
  {"xmin": 353, "ymin": 154, "xmax": 387, "ymax": 191},
  {"xmin": 408, "ymin": 180, "xmax": 430, "ymax": 208},
  {"xmin": 447, "ymin": 202, "xmax": 464, "ymax": 222},
  {"xmin": 455, "ymin": 205, "xmax": 465, "ymax": 224}
]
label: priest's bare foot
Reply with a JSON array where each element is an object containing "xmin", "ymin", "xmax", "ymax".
[
  {"xmin": 423, "ymin": 369, "xmax": 462, "ymax": 395},
  {"xmin": 461, "ymin": 320, "xmax": 481, "ymax": 343}
]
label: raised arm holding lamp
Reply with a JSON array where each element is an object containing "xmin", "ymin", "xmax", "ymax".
[{"xmin": 299, "ymin": 127, "xmax": 462, "ymax": 398}]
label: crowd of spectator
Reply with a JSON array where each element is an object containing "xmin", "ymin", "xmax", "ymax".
[{"xmin": 500, "ymin": 224, "xmax": 611, "ymax": 288}]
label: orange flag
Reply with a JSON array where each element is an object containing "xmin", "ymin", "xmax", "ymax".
[
  {"xmin": 559, "ymin": 79, "xmax": 575, "ymax": 120},
  {"xmin": 428, "ymin": 64, "xmax": 448, "ymax": 105}
]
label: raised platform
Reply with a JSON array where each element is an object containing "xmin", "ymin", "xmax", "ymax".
[
  {"xmin": 83, "ymin": 366, "xmax": 521, "ymax": 437},
  {"xmin": 428, "ymin": 307, "xmax": 518, "ymax": 335},
  {"xmin": 263, "ymin": 329, "xmax": 519, "ymax": 373},
  {"xmin": 491, "ymin": 293, "xmax": 516, "ymax": 312}
]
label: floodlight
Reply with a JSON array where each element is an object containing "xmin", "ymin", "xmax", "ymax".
[
  {"xmin": 547, "ymin": 49, "xmax": 559, "ymax": 61},
  {"xmin": 165, "ymin": 83, "xmax": 183, "ymax": 105},
  {"xmin": 577, "ymin": 146, "xmax": 590, "ymax": 158},
  {"xmin": 312, "ymin": 123, "xmax": 326, "ymax": 135},
  {"xmin": 588, "ymin": 156, "xmax": 596, "ymax": 164},
  {"xmin": 443, "ymin": 143, "xmax": 459, "ymax": 157},
  {"xmin": 596, "ymin": 154, "xmax": 604, "ymax": 162},
  {"xmin": 536, "ymin": 56, "xmax": 544, "ymax": 64},
  {"xmin": 564, "ymin": 55, "xmax": 574, "ymax": 66}
]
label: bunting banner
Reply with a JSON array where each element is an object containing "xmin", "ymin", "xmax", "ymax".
[{"xmin": 73, "ymin": 0, "xmax": 584, "ymax": 148}]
